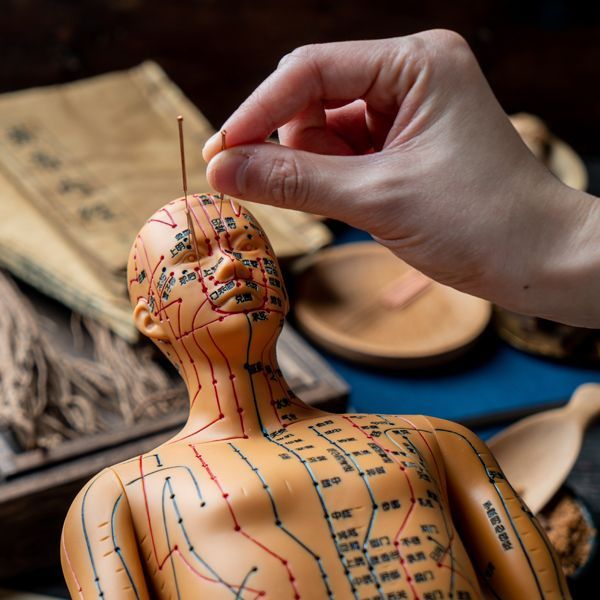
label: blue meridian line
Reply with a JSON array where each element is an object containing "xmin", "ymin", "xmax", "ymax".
[
  {"xmin": 229, "ymin": 443, "xmax": 333, "ymax": 597},
  {"xmin": 434, "ymin": 428, "xmax": 546, "ymax": 600},
  {"xmin": 81, "ymin": 477, "xmax": 104, "ymax": 598},
  {"xmin": 163, "ymin": 477, "xmax": 238, "ymax": 596},
  {"xmin": 267, "ymin": 432, "xmax": 359, "ymax": 600},
  {"xmin": 244, "ymin": 314, "xmax": 268, "ymax": 435},
  {"xmin": 234, "ymin": 566, "xmax": 258, "ymax": 600},
  {"xmin": 161, "ymin": 479, "xmax": 181, "ymax": 600},
  {"xmin": 120, "ymin": 453, "xmax": 162, "ymax": 466},
  {"xmin": 388, "ymin": 428, "xmax": 459, "ymax": 597},
  {"xmin": 111, "ymin": 494, "xmax": 141, "ymax": 599},
  {"xmin": 126, "ymin": 465, "xmax": 204, "ymax": 502},
  {"xmin": 310, "ymin": 426, "xmax": 383, "ymax": 594}
]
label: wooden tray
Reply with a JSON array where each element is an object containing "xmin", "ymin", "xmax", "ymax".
[{"xmin": 295, "ymin": 242, "xmax": 491, "ymax": 368}]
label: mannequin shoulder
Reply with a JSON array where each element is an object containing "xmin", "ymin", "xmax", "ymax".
[{"xmin": 64, "ymin": 467, "xmax": 127, "ymax": 526}]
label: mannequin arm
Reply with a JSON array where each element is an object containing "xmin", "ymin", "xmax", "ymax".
[
  {"xmin": 61, "ymin": 468, "xmax": 151, "ymax": 599},
  {"xmin": 428, "ymin": 417, "xmax": 570, "ymax": 600}
]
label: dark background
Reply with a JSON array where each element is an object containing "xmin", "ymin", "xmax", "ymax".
[{"xmin": 1, "ymin": 0, "xmax": 599, "ymax": 154}]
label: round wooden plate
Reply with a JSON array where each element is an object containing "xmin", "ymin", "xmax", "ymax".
[
  {"xmin": 295, "ymin": 242, "xmax": 491, "ymax": 368},
  {"xmin": 548, "ymin": 136, "xmax": 588, "ymax": 191}
]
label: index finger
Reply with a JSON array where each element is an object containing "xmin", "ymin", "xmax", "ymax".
[{"xmin": 202, "ymin": 37, "xmax": 413, "ymax": 161}]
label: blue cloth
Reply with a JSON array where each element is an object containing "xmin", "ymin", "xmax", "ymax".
[{"xmin": 303, "ymin": 224, "xmax": 600, "ymax": 435}]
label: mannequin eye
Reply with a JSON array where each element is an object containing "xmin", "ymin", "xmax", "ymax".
[
  {"xmin": 179, "ymin": 250, "xmax": 198, "ymax": 263},
  {"xmin": 237, "ymin": 236, "xmax": 260, "ymax": 252}
]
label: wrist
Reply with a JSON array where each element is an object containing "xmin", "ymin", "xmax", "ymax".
[{"xmin": 505, "ymin": 178, "xmax": 600, "ymax": 327}]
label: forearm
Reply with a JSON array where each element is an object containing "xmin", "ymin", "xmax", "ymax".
[{"xmin": 485, "ymin": 171, "xmax": 600, "ymax": 327}]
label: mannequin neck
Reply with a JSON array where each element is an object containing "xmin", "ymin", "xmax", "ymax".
[{"xmin": 168, "ymin": 329, "xmax": 324, "ymax": 444}]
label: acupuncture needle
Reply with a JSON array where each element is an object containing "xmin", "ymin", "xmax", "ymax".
[{"xmin": 177, "ymin": 115, "xmax": 201, "ymax": 267}]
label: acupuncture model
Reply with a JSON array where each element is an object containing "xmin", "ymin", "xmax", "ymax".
[{"xmin": 60, "ymin": 191, "xmax": 569, "ymax": 599}]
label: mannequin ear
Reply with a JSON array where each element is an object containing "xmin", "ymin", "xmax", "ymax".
[{"xmin": 133, "ymin": 298, "xmax": 169, "ymax": 341}]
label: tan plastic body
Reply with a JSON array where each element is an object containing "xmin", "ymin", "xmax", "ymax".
[{"xmin": 61, "ymin": 195, "xmax": 569, "ymax": 599}]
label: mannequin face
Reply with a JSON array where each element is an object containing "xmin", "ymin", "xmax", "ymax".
[{"xmin": 128, "ymin": 194, "xmax": 288, "ymax": 348}]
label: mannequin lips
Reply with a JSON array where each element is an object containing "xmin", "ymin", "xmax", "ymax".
[{"xmin": 209, "ymin": 279, "xmax": 265, "ymax": 308}]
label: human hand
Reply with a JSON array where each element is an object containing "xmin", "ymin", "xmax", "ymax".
[{"xmin": 203, "ymin": 31, "xmax": 599, "ymax": 326}]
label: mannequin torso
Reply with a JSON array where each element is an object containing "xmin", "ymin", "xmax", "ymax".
[{"xmin": 61, "ymin": 195, "xmax": 569, "ymax": 600}]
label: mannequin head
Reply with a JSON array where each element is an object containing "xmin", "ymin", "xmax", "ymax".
[{"xmin": 127, "ymin": 194, "xmax": 288, "ymax": 371}]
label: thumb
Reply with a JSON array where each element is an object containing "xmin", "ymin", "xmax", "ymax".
[{"xmin": 206, "ymin": 142, "xmax": 372, "ymax": 220}]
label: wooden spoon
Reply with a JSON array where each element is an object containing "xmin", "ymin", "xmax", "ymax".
[{"xmin": 488, "ymin": 383, "xmax": 600, "ymax": 514}]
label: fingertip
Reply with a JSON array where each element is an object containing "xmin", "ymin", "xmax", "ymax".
[
  {"xmin": 206, "ymin": 149, "xmax": 249, "ymax": 197},
  {"xmin": 202, "ymin": 131, "xmax": 222, "ymax": 163}
]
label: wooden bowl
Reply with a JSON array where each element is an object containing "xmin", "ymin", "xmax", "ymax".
[
  {"xmin": 295, "ymin": 242, "xmax": 491, "ymax": 368},
  {"xmin": 548, "ymin": 136, "xmax": 588, "ymax": 191}
]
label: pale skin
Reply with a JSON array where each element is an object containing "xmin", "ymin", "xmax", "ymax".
[
  {"xmin": 61, "ymin": 196, "xmax": 569, "ymax": 599},
  {"xmin": 203, "ymin": 30, "xmax": 600, "ymax": 328}
]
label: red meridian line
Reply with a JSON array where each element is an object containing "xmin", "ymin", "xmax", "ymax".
[
  {"xmin": 230, "ymin": 198, "xmax": 242, "ymax": 216},
  {"xmin": 61, "ymin": 537, "xmax": 84, "ymax": 599},
  {"xmin": 198, "ymin": 195, "xmax": 226, "ymax": 253},
  {"xmin": 154, "ymin": 303, "xmax": 187, "ymax": 379},
  {"xmin": 208, "ymin": 275, "xmax": 278, "ymax": 299},
  {"xmin": 398, "ymin": 416, "xmax": 443, "ymax": 490},
  {"xmin": 131, "ymin": 239, "xmax": 140, "ymax": 280},
  {"xmin": 138, "ymin": 235, "xmax": 164, "ymax": 302},
  {"xmin": 148, "ymin": 218, "xmax": 177, "ymax": 228},
  {"xmin": 192, "ymin": 448, "xmax": 300, "ymax": 598},
  {"xmin": 138, "ymin": 453, "xmax": 262, "ymax": 593},
  {"xmin": 148, "ymin": 208, "xmax": 177, "ymax": 229},
  {"xmin": 201, "ymin": 197, "xmax": 239, "ymax": 281},
  {"xmin": 157, "ymin": 546, "xmax": 263, "ymax": 594},
  {"xmin": 139, "ymin": 455, "xmax": 159, "ymax": 565},
  {"xmin": 437, "ymin": 540, "xmax": 452, "ymax": 564},
  {"xmin": 259, "ymin": 258, "xmax": 269, "ymax": 310},
  {"xmin": 190, "ymin": 370, "xmax": 201, "ymax": 408},
  {"xmin": 177, "ymin": 326, "xmax": 195, "ymax": 364},
  {"xmin": 176, "ymin": 314, "xmax": 234, "ymax": 340},
  {"xmin": 175, "ymin": 329, "xmax": 204, "ymax": 410},
  {"xmin": 155, "ymin": 266, "xmax": 175, "ymax": 315},
  {"xmin": 193, "ymin": 433, "xmax": 248, "ymax": 444},
  {"xmin": 189, "ymin": 197, "xmax": 212, "ymax": 256},
  {"xmin": 155, "ymin": 298, "xmax": 182, "ymax": 316},
  {"xmin": 190, "ymin": 329, "xmax": 223, "ymax": 416},
  {"xmin": 390, "ymin": 419, "xmax": 460, "ymax": 592},
  {"xmin": 260, "ymin": 324, "xmax": 285, "ymax": 428},
  {"xmin": 167, "ymin": 416, "xmax": 222, "ymax": 445},
  {"xmin": 206, "ymin": 327, "xmax": 246, "ymax": 436},
  {"xmin": 196, "ymin": 253, "xmax": 278, "ymax": 316},
  {"xmin": 342, "ymin": 415, "xmax": 420, "ymax": 600},
  {"xmin": 438, "ymin": 562, "xmax": 477, "ymax": 590},
  {"xmin": 187, "ymin": 295, "xmax": 210, "ymax": 333},
  {"xmin": 177, "ymin": 300, "xmax": 183, "ymax": 339}
]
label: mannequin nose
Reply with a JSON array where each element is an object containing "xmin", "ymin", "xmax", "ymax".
[{"xmin": 214, "ymin": 251, "xmax": 252, "ymax": 282}]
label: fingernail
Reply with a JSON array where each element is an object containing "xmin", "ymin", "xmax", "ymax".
[{"xmin": 207, "ymin": 151, "xmax": 248, "ymax": 197}]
